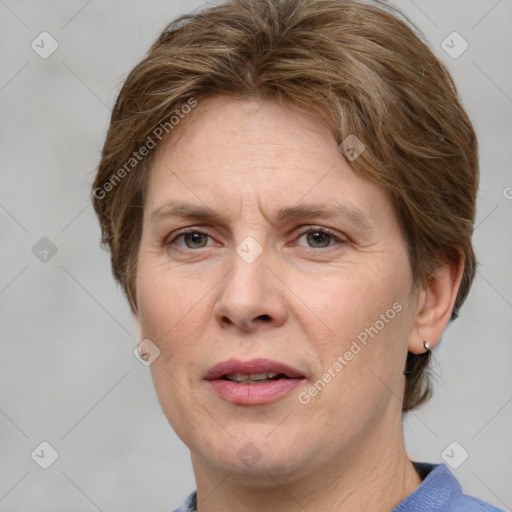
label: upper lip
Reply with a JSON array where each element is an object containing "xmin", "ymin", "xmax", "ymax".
[{"xmin": 204, "ymin": 358, "xmax": 305, "ymax": 380}]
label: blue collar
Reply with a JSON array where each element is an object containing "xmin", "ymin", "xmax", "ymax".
[{"xmin": 392, "ymin": 462, "xmax": 462, "ymax": 510}]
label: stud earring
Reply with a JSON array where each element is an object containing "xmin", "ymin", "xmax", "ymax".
[{"xmin": 423, "ymin": 341, "xmax": 431, "ymax": 351}]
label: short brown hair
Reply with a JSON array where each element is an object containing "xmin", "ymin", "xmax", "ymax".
[{"xmin": 92, "ymin": 0, "xmax": 479, "ymax": 413}]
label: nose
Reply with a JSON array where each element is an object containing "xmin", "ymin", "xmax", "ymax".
[{"xmin": 213, "ymin": 243, "xmax": 287, "ymax": 333}]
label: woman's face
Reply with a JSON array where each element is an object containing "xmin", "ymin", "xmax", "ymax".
[{"xmin": 134, "ymin": 96, "xmax": 420, "ymax": 481}]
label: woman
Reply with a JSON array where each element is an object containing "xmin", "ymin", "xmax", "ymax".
[{"xmin": 92, "ymin": 0, "xmax": 503, "ymax": 510}]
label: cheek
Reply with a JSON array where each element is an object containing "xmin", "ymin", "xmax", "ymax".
[
  {"xmin": 136, "ymin": 265, "xmax": 209, "ymax": 446},
  {"xmin": 135, "ymin": 260, "xmax": 207, "ymax": 348},
  {"xmin": 289, "ymin": 260, "xmax": 405, "ymax": 349},
  {"xmin": 289, "ymin": 260, "xmax": 412, "ymax": 405}
]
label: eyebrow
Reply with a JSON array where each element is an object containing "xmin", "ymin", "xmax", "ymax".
[{"xmin": 150, "ymin": 200, "xmax": 372, "ymax": 230}]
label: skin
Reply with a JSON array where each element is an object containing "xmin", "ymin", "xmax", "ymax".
[{"xmin": 133, "ymin": 96, "xmax": 464, "ymax": 512}]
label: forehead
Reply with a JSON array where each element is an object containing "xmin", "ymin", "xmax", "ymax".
[
  {"xmin": 144, "ymin": 96, "xmax": 392, "ymax": 227},
  {"xmin": 153, "ymin": 95, "xmax": 337, "ymax": 171}
]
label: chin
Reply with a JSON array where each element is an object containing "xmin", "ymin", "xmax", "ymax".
[{"xmin": 193, "ymin": 429, "xmax": 316, "ymax": 482}]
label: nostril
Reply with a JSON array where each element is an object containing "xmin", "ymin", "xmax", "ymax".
[{"xmin": 257, "ymin": 314, "xmax": 271, "ymax": 321}]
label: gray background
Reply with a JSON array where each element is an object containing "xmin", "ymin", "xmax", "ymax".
[{"xmin": 0, "ymin": 0, "xmax": 511, "ymax": 511}]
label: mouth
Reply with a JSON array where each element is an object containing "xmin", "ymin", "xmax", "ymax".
[
  {"xmin": 221, "ymin": 372, "xmax": 292, "ymax": 384},
  {"xmin": 204, "ymin": 358, "xmax": 306, "ymax": 405}
]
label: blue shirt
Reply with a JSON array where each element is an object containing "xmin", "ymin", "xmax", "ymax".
[{"xmin": 171, "ymin": 462, "xmax": 505, "ymax": 511}]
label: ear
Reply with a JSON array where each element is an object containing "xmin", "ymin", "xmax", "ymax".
[{"xmin": 408, "ymin": 255, "xmax": 465, "ymax": 354}]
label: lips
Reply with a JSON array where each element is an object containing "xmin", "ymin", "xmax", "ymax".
[
  {"xmin": 204, "ymin": 358, "xmax": 305, "ymax": 381},
  {"xmin": 204, "ymin": 358, "xmax": 306, "ymax": 405}
]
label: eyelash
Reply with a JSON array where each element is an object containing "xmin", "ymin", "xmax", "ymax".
[{"xmin": 166, "ymin": 226, "xmax": 346, "ymax": 252}]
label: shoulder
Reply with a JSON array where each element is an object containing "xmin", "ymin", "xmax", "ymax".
[
  {"xmin": 393, "ymin": 462, "xmax": 505, "ymax": 512},
  {"xmin": 452, "ymin": 494, "xmax": 505, "ymax": 512},
  {"xmin": 170, "ymin": 490, "xmax": 197, "ymax": 512}
]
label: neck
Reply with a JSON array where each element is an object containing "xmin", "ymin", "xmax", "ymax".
[{"xmin": 191, "ymin": 414, "xmax": 422, "ymax": 512}]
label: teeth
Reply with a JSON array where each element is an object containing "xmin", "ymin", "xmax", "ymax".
[{"xmin": 225, "ymin": 372, "xmax": 280, "ymax": 383}]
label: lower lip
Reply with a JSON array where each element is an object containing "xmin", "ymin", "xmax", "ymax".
[{"xmin": 207, "ymin": 378, "xmax": 304, "ymax": 405}]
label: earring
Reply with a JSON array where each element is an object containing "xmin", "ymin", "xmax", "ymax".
[{"xmin": 423, "ymin": 341, "xmax": 431, "ymax": 351}]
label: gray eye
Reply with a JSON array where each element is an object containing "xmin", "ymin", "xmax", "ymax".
[
  {"xmin": 297, "ymin": 229, "xmax": 337, "ymax": 248},
  {"xmin": 306, "ymin": 231, "xmax": 332, "ymax": 248},
  {"xmin": 181, "ymin": 232, "xmax": 210, "ymax": 249}
]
